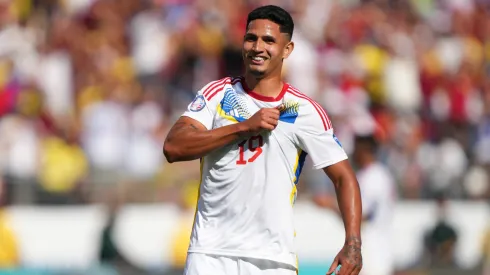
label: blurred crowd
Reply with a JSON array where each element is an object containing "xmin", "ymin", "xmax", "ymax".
[{"xmin": 0, "ymin": 0, "xmax": 490, "ymax": 208}]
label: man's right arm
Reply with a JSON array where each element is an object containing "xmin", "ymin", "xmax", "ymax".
[
  {"xmin": 163, "ymin": 107, "xmax": 280, "ymax": 163},
  {"xmin": 163, "ymin": 116, "xmax": 249, "ymax": 163}
]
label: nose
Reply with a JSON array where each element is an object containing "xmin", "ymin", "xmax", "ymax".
[{"xmin": 252, "ymin": 39, "xmax": 264, "ymax": 52}]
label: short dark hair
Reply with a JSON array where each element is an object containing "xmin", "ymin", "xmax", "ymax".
[
  {"xmin": 354, "ymin": 134, "xmax": 378, "ymax": 154},
  {"xmin": 246, "ymin": 5, "xmax": 294, "ymax": 40}
]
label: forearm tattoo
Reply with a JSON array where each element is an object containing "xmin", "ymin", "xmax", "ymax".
[
  {"xmin": 167, "ymin": 122, "xmax": 199, "ymax": 142},
  {"xmin": 344, "ymin": 236, "xmax": 362, "ymax": 268},
  {"xmin": 174, "ymin": 122, "xmax": 198, "ymax": 130}
]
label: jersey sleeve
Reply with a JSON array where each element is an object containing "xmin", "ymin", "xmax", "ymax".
[
  {"xmin": 181, "ymin": 85, "xmax": 216, "ymax": 130},
  {"xmin": 295, "ymin": 104, "xmax": 348, "ymax": 170}
]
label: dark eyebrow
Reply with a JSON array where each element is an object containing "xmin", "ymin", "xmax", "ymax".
[
  {"xmin": 261, "ymin": 35, "xmax": 276, "ymax": 42},
  {"xmin": 244, "ymin": 33, "xmax": 257, "ymax": 39},
  {"xmin": 244, "ymin": 33, "xmax": 277, "ymax": 43}
]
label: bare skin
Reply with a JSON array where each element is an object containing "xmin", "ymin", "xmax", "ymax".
[{"xmin": 324, "ymin": 161, "xmax": 363, "ymax": 275}]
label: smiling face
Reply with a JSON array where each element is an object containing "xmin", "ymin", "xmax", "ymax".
[{"xmin": 242, "ymin": 19, "xmax": 294, "ymax": 79}]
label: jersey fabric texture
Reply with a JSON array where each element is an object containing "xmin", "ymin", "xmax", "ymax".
[{"xmin": 181, "ymin": 76, "xmax": 348, "ymax": 270}]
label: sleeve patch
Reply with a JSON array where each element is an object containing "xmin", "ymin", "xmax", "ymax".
[
  {"xmin": 188, "ymin": 95, "xmax": 206, "ymax": 112},
  {"xmin": 333, "ymin": 134, "xmax": 342, "ymax": 148}
]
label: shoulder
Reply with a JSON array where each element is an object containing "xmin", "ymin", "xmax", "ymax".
[
  {"xmin": 199, "ymin": 76, "xmax": 242, "ymax": 101},
  {"xmin": 284, "ymin": 84, "xmax": 332, "ymax": 131},
  {"xmin": 375, "ymin": 163, "xmax": 394, "ymax": 181},
  {"xmin": 367, "ymin": 163, "xmax": 395, "ymax": 189}
]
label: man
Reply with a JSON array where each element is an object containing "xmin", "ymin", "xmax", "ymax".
[
  {"xmin": 163, "ymin": 5, "xmax": 363, "ymax": 275},
  {"xmin": 351, "ymin": 135, "xmax": 396, "ymax": 275},
  {"xmin": 423, "ymin": 193, "xmax": 458, "ymax": 270}
]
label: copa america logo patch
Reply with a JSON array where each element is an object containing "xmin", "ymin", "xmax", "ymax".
[{"xmin": 189, "ymin": 95, "xmax": 206, "ymax": 112}]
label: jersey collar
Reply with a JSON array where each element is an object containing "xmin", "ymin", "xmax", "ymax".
[{"xmin": 240, "ymin": 77, "xmax": 289, "ymax": 102}]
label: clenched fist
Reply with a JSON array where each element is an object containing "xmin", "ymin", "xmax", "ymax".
[{"xmin": 241, "ymin": 107, "xmax": 280, "ymax": 135}]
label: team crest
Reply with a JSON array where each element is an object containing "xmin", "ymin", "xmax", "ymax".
[{"xmin": 189, "ymin": 95, "xmax": 206, "ymax": 112}]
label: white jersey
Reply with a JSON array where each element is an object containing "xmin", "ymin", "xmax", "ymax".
[
  {"xmin": 357, "ymin": 162, "xmax": 396, "ymax": 275},
  {"xmin": 181, "ymin": 76, "xmax": 348, "ymax": 269}
]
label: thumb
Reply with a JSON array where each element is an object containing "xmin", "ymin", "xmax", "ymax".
[
  {"xmin": 326, "ymin": 256, "xmax": 339, "ymax": 275},
  {"xmin": 276, "ymin": 103, "xmax": 285, "ymax": 110}
]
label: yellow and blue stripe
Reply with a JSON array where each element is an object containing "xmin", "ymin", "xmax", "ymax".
[
  {"xmin": 290, "ymin": 149, "xmax": 307, "ymax": 206},
  {"xmin": 191, "ymin": 158, "xmax": 204, "ymax": 228},
  {"xmin": 293, "ymin": 150, "xmax": 307, "ymax": 185},
  {"xmin": 291, "ymin": 148, "xmax": 307, "ymax": 271},
  {"xmin": 216, "ymin": 103, "xmax": 244, "ymax": 123}
]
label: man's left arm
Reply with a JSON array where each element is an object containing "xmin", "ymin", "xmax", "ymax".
[
  {"xmin": 294, "ymin": 104, "xmax": 363, "ymax": 274},
  {"xmin": 323, "ymin": 160, "xmax": 363, "ymax": 275}
]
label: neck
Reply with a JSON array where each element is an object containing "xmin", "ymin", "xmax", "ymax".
[
  {"xmin": 359, "ymin": 156, "xmax": 376, "ymax": 169},
  {"xmin": 244, "ymin": 73, "xmax": 284, "ymax": 98}
]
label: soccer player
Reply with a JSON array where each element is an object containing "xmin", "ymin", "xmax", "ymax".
[{"xmin": 163, "ymin": 5, "xmax": 363, "ymax": 275}]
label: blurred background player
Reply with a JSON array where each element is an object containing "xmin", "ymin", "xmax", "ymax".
[
  {"xmin": 422, "ymin": 193, "xmax": 459, "ymax": 270},
  {"xmin": 352, "ymin": 134, "xmax": 396, "ymax": 275},
  {"xmin": 313, "ymin": 133, "xmax": 396, "ymax": 275}
]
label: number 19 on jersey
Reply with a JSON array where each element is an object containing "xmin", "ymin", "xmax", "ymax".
[{"xmin": 236, "ymin": 135, "xmax": 264, "ymax": 165}]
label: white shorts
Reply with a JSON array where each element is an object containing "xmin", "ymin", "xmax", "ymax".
[{"xmin": 184, "ymin": 253, "xmax": 297, "ymax": 275}]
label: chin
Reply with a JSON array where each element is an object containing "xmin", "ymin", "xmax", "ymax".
[{"xmin": 248, "ymin": 67, "xmax": 266, "ymax": 78}]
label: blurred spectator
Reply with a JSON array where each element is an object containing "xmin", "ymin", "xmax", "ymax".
[
  {"xmin": 462, "ymin": 165, "xmax": 489, "ymax": 199},
  {"xmin": 129, "ymin": 1, "xmax": 173, "ymax": 82},
  {"xmin": 422, "ymin": 194, "xmax": 459, "ymax": 269},
  {"xmin": 36, "ymin": 119, "xmax": 88, "ymax": 204},
  {"xmin": 99, "ymin": 198, "xmax": 144, "ymax": 275},
  {"xmin": 310, "ymin": 133, "xmax": 396, "ymax": 275},
  {"xmin": 124, "ymin": 89, "xmax": 165, "ymax": 184},
  {"xmin": 0, "ymin": 87, "xmax": 44, "ymax": 205},
  {"xmin": 168, "ymin": 181, "xmax": 199, "ymax": 275},
  {"xmin": 0, "ymin": 209, "xmax": 19, "ymax": 268},
  {"xmin": 80, "ymin": 87, "xmax": 132, "ymax": 200},
  {"xmin": 353, "ymin": 134, "xmax": 396, "ymax": 275}
]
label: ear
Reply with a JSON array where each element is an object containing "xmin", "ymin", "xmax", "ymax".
[{"xmin": 282, "ymin": 41, "xmax": 294, "ymax": 59}]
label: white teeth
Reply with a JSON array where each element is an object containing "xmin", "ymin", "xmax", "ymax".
[{"xmin": 252, "ymin": 57, "xmax": 265, "ymax": 61}]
